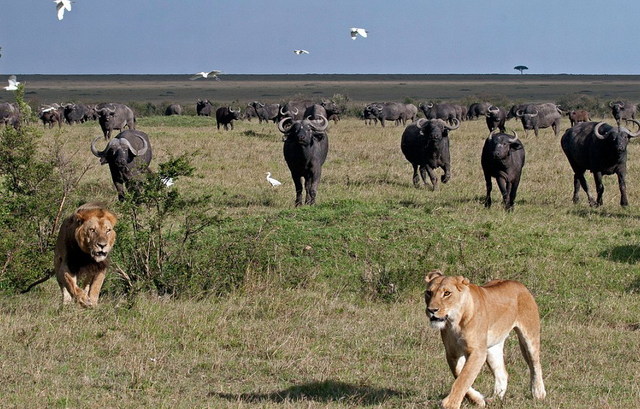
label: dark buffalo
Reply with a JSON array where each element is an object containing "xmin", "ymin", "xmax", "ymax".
[
  {"xmin": 91, "ymin": 130, "xmax": 152, "ymax": 201},
  {"xmin": 0, "ymin": 102, "xmax": 20, "ymax": 128},
  {"xmin": 216, "ymin": 107, "xmax": 241, "ymax": 130},
  {"xmin": 609, "ymin": 101, "xmax": 637, "ymax": 126},
  {"xmin": 467, "ymin": 102, "xmax": 492, "ymax": 119},
  {"xmin": 516, "ymin": 103, "xmax": 562, "ymax": 136},
  {"xmin": 244, "ymin": 104, "xmax": 257, "ymax": 121},
  {"xmin": 320, "ymin": 99, "xmax": 343, "ymax": 123},
  {"xmin": 278, "ymin": 115, "xmax": 329, "ymax": 206},
  {"xmin": 279, "ymin": 100, "xmax": 315, "ymax": 120},
  {"xmin": 95, "ymin": 103, "xmax": 136, "ymax": 140},
  {"xmin": 303, "ymin": 104, "xmax": 327, "ymax": 120},
  {"xmin": 567, "ymin": 110, "xmax": 591, "ymax": 127},
  {"xmin": 371, "ymin": 102, "xmax": 405, "ymax": 127},
  {"xmin": 486, "ymin": 105, "xmax": 507, "ymax": 133},
  {"xmin": 561, "ymin": 120, "xmax": 640, "ymax": 206},
  {"xmin": 248, "ymin": 101, "xmax": 280, "ymax": 123},
  {"xmin": 196, "ymin": 99, "xmax": 213, "ymax": 116},
  {"xmin": 400, "ymin": 103, "xmax": 418, "ymax": 124},
  {"xmin": 64, "ymin": 103, "xmax": 91, "ymax": 125},
  {"xmin": 165, "ymin": 104, "xmax": 183, "ymax": 116},
  {"xmin": 507, "ymin": 104, "xmax": 528, "ymax": 121},
  {"xmin": 453, "ymin": 104, "xmax": 468, "ymax": 122},
  {"xmin": 38, "ymin": 106, "xmax": 62, "ymax": 128},
  {"xmin": 481, "ymin": 130, "xmax": 525, "ymax": 210},
  {"xmin": 419, "ymin": 102, "xmax": 458, "ymax": 125},
  {"xmin": 363, "ymin": 103, "xmax": 382, "ymax": 125},
  {"xmin": 400, "ymin": 118, "xmax": 460, "ymax": 189}
]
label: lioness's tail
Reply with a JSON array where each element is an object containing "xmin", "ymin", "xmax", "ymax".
[{"xmin": 20, "ymin": 269, "xmax": 54, "ymax": 293}]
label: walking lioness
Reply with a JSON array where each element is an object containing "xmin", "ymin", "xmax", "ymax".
[{"xmin": 424, "ymin": 271, "xmax": 546, "ymax": 409}]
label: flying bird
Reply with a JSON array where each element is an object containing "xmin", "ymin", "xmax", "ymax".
[
  {"xmin": 350, "ymin": 27, "xmax": 368, "ymax": 40},
  {"xmin": 54, "ymin": 0, "xmax": 72, "ymax": 21},
  {"xmin": 4, "ymin": 75, "xmax": 19, "ymax": 91},
  {"xmin": 266, "ymin": 172, "xmax": 282, "ymax": 187},
  {"xmin": 293, "ymin": 50, "xmax": 310, "ymax": 55},
  {"xmin": 190, "ymin": 70, "xmax": 222, "ymax": 81}
]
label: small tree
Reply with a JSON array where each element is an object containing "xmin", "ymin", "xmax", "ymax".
[{"xmin": 514, "ymin": 65, "xmax": 529, "ymax": 74}]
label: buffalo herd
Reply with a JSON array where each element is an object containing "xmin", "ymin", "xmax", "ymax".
[{"xmin": 3, "ymin": 95, "xmax": 638, "ymax": 208}]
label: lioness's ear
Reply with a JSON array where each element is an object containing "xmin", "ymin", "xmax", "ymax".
[
  {"xmin": 425, "ymin": 270, "xmax": 443, "ymax": 283},
  {"xmin": 454, "ymin": 276, "xmax": 470, "ymax": 290}
]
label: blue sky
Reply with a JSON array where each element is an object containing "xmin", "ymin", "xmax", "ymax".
[{"xmin": 1, "ymin": 0, "xmax": 639, "ymax": 75}]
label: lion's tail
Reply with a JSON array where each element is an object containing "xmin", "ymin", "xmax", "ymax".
[{"xmin": 20, "ymin": 269, "xmax": 54, "ymax": 294}]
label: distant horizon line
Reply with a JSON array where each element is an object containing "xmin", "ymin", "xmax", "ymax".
[{"xmin": 9, "ymin": 72, "xmax": 640, "ymax": 77}]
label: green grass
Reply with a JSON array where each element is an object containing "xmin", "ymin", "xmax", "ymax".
[{"xmin": 2, "ymin": 108, "xmax": 640, "ymax": 408}]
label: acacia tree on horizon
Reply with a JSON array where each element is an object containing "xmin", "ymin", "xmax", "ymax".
[{"xmin": 514, "ymin": 65, "xmax": 528, "ymax": 74}]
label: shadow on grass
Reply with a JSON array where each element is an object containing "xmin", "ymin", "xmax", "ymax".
[
  {"xmin": 599, "ymin": 245, "xmax": 640, "ymax": 264},
  {"xmin": 211, "ymin": 379, "xmax": 406, "ymax": 405},
  {"xmin": 627, "ymin": 275, "xmax": 640, "ymax": 294},
  {"xmin": 569, "ymin": 208, "xmax": 640, "ymax": 220}
]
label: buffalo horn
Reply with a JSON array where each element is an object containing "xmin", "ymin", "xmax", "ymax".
[
  {"xmin": 230, "ymin": 107, "xmax": 240, "ymax": 114},
  {"xmin": 128, "ymin": 133, "xmax": 149, "ymax": 156},
  {"xmin": 444, "ymin": 118, "xmax": 460, "ymax": 130},
  {"xmin": 594, "ymin": 122, "xmax": 608, "ymax": 139},
  {"xmin": 277, "ymin": 117, "xmax": 293, "ymax": 133},
  {"xmin": 90, "ymin": 136, "xmax": 111, "ymax": 157},
  {"xmin": 507, "ymin": 130, "xmax": 519, "ymax": 143},
  {"xmin": 309, "ymin": 115, "xmax": 329, "ymax": 132},
  {"xmin": 416, "ymin": 118, "xmax": 428, "ymax": 128},
  {"xmin": 516, "ymin": 109, "xmax": 524, "ymax": 117},
  {"xmin": 527, "ymin": 110, "xmax": 539, "ymax": 118},
  {"xmin": 623, "ymin": 119, "xmax": 640, "ymax": 137}
]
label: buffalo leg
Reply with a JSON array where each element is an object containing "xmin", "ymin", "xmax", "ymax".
[
  {"xmin": 291, "ymin": 174, "xmax": 304, "ymax": 206},
  {"xmin": 574, "ymin": 172, "xmax": 596, "ymax": 206},
  {"xmin": 419, "ymin": 166, "xmax": 428, "ymax": 186},
  {"xmin": 425, "ymin": 167, "xmax": 438, "ymax": 191},
  {"xmin": 593, "ymin": 172, "xmax": 605, "ymax": 206},
  {"xmin": 496, "ymin": 177, "xmax": 511, "ymax": 209},
  {"xmin": 305, "ymin": 169, "xmax": 322, "ymax": 205},
  {"xmin": 617, "ymin": 171, "xmax": 628, "ymax": 206},
  {"xmin": 509, "ymin": 175, "xmax": 521, "ymax": 210},
  {"xmin": 412, "ymin": 164, "xmax": 421, "ymax": 188},
  {"xmin": 441, "ymin": 163, "xmax": 451, "ymax": 184},
  {"xmin": 484, "ymin": 173, "xmax": 493, "ymax": 208}
]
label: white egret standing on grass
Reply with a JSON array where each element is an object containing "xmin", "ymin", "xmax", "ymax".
[
  {"xmin": 350, "ymin": 27, "xmax": 368, "ymax": 40},
  {"xmin": 190, "ymin": 70, "xmax": 222, "ymax": 81},
  {"xmin": 266, "ymin": 172, "xmax": 282, "ymax": 187},
  {"xmin": 4, "ymin": 75, "xmax": 19, "ymax": 91},
  {"xmin": 54, "ymin": 0, "xmax": 72, "ymax": 20}
]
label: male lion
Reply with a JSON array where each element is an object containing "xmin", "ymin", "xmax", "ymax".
[
  {"xmin": 23, "ymin": 203, "xmax": 117, "ymax": 307},
  {"xmin": 424, "ymin": 271, "xmax": 546, "ymax": 409}
]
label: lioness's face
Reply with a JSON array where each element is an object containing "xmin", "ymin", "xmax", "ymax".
[
  {"xmin": 424, "ymin": 274, "xmax": 467, "ymax": 330},
  {"xmin": 76, "ymin": 214, "xmax": 116, "ymax": 263}
]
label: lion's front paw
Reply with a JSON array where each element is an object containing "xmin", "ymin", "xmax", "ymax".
[{"xmin": 76, "ymin": 292, "xmax": 93, "ymax": 308}]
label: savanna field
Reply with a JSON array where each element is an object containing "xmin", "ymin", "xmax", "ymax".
[{"xmin": 1, "ymin": 75, "xmax": 639, "ymax": 408}]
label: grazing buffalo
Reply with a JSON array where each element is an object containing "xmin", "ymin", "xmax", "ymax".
[
  {"xmin": 507, "ymin": 104, "xmax": 528, "ymax": 121},
  {"xmin": 467, "ymin": 102, "xmax": 492, "ymax": 119},
  {"xmin": 371, "ymin": 102, "xmax": 405, "ymax": 127},
  {"xmin": 196, "ymin": 99, "xmax": 213, "ymax": 116},
  {"xmin": 486, "ymin": 105, "xmax": 507, "ymax": 133},
  {"xmin": 609, "ymin": 101, "xmax": 637, "ymax": 126},
  {"xmin": 279, "ymin": 100, "xmax": 315, "ymax": 121},
  {"xmin": 248, "ymin": 101, "xmax": 280, "ymax": 123},
  {"xmin": 243, "ymin": 105, "xmax": 257, "ymax": 121},
  {"xmin": 0, "ymin": 102, "xmax": 20, "ymax": 128},
  {"xmin": 401, "ymin": 103, "xmax": 418, "ymax": 124},
  {"xmin": 400, "ymin": 118, "xmax": 460, "ymax": 189},
  {"xmin": 165, "ymin": 104, "xmax": 183, "ymax": 116},
  {"xmin": 567, "ymin": 110, "xmax": 591, "ymax": 127},
  {"xmin": 64, "ymin": 103, "xmax": 92, "ymax": 125},
  {"xmin": 419, "ymin": 102, "xmax": 457, "ymax": 124},
  {"xmin": 516, "ymin": 103, "xmax": 562, "ymax": 136},
  {"xmin": 561, "ymin": 120, "xmax": 640, "ymax": 207},
  {"xmin": 363, "ymin": 103, "xmax": 382, "ymax": 125},
  {"xmin": 95, "ymin": 103, "xmax": 136, "ymax": 140},
  {"xmin": 38, "ymin": 106, "xmax": 62, "ymax": 128},
  {"xmin": 453, "ymin": 104, "xmax": 468, "ymax": 122},
  {"xmin": 91, "ymin": 130, "xmax": 152, "ymax": 201},
  {"xmin": 215, "ymin": 106, "xmax": 241, "ymax": 130},
  {"xmin": 320, "ymin": 100, "xmax": 343, "ymax": 123},
  {"xmin": 279, "ymin": 115, "xmax": 329, "ymax": 206},
  {"xmin": 481, "ymin": 130, "xmax": 525, "ymax": 210}
]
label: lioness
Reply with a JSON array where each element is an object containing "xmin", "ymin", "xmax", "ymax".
[{"xmin": 424, "ymin": 271, "xmax": 546, "ymax": 409}]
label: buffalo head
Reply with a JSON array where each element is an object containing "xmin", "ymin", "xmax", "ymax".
[
  {"xmin": 278, "ymin": 115, "xmax": 329, "ymax": 144},
  {"xmin": 487, "ymin": 130, "xmax": 522, "ymax": 160},
  {"xmin": 594, "ymin": 119, "xmax": 640, "ymax": 153}
]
